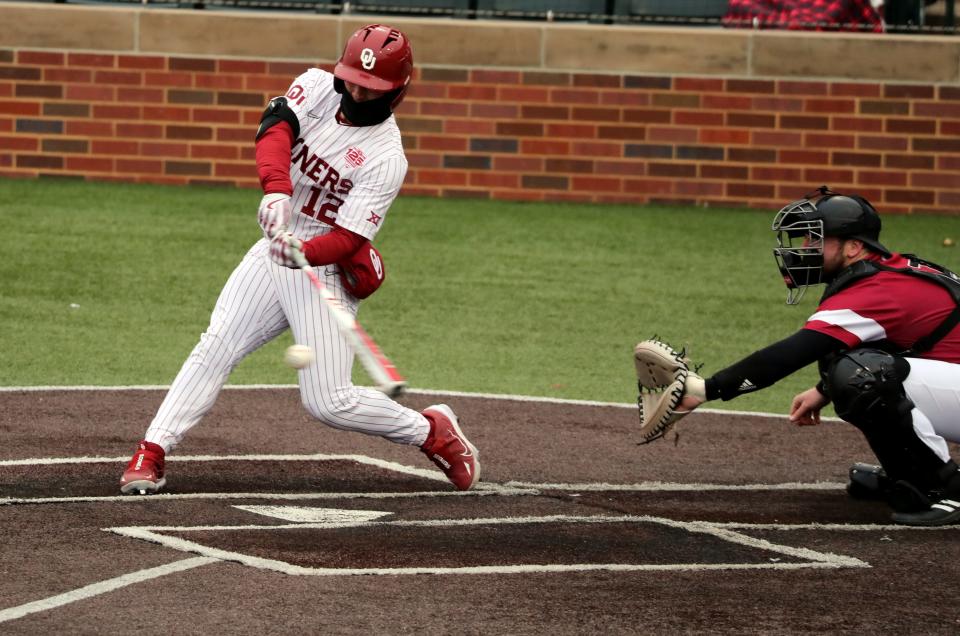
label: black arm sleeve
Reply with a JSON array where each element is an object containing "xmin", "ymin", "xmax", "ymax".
[{"xmin": 705, "ymin": 329, "xmax": 845, "ymax": 401}]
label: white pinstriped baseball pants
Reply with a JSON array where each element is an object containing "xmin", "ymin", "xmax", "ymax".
[{"xmin": 144, "ymin": 239, "xmax": 429, "ymax": 453}]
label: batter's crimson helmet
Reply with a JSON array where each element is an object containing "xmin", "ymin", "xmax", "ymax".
[
  {"xmin": 772, "ymin": 186, "xmax": 891, "ymax": 304},
  {"xmin": 334, "ymin": 24, "xmax": 413, "ymax": 109}
]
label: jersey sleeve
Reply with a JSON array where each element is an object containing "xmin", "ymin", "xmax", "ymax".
[
  {"xmin": 804, "ymin": 278, "xmax": 895, "ymax": 348},
  {"xmin": 334, "ymin": 154, "xmax": 408, "ymax": 240},
  {"xmin": 279, "ymin": 68, "xmax": 332, "ymax": 129}
]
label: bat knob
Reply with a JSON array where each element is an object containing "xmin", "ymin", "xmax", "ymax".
[{"xmin": 383, "ymin": 382, "xmax": 407, "ymax": 399}]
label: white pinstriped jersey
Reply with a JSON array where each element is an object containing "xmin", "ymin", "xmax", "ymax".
[
  {"xmin": 140, "ymin": 68, "xmax": 429, "ymax": 457},
  {"xmin": 280, "ymin": 68, "xmax": 408, "ymax": 243}
]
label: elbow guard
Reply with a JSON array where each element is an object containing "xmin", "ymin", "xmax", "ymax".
[{"xmin": 256, "ymin": 96, "xmax": 301, "ymax": 141}]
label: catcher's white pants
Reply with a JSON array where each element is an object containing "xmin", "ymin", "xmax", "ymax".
[
  {"xmin": 903, "ymin": 357, "xmax": 960, "ymax": 463},
  {"xmin": 144, "ymin": 239, "xmax": 429, "ymax": 453}
]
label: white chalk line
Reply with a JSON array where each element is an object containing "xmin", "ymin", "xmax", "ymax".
[
  {"xmin": 0, "ymin": 453, "xmax": 458, "ymax": 482},
  {"xmin": 0, "ymin": 452, "xmax": 848, "ymax": 506},
  {"xmin": 232, "ymin": 505, "xmax": 392, "ymax": 524},
  {"xmin": 0, "ymin": 556, "xmax": 217, "ymax": 624},
  {"xmin": 0, "ymin": 453, "xmax": 531, "ymax": 506},
  {"xmin": 106, "ymin": 512, "xmax": 869, "ymax": 578},
  {"xmin": 0, "ymin": 488, "xmax": 539, "ymax": 507},
  {"xmin": 0, "ymin": 452, "xmax": 446, "ymax": 484},
  {"xmin": 712, "ymin": 521, "xmax": 960, "ymax": 532},
  {"xmin": 0, "ymin": 451, "xmax": 520, "ymax": 495},
  {"xmin": 0, "ymin": 383, "xmax": 841, "ymax": 421},
  {"xmin": 504, "ymin": 480, "xmax": 845, "ymax": 491},
  {"xmin": 4, "ymin": 477, "xmax": 938, "ymax": 622},
  {"xmin": 0, "ymin": 478, "xmax": 845, "ymax": 507},
  {"xmin": 8, "ymin": 506, "xmax": 879, "ymax": 623}
]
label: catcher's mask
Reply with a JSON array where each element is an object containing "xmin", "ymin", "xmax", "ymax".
[{"xmin": 772, "ymin": 186, "xmax": 891, "ymax": 305}]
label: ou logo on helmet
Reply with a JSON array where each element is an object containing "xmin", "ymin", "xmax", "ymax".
[{"xmin": 360, "ymin": 48, "xmax": 377, "ymax": 70}]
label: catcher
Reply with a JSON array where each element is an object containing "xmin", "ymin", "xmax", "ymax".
[{"xmin": 635, "ymin": 187, "xmax": 960, "ymax": 527}]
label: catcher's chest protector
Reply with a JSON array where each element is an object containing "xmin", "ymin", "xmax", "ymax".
[{"xmin": 821, "ymin": 255, "xmax": 960, "ymax": 355}]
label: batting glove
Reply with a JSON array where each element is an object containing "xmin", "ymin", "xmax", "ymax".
[
  {"xmin": 257, "ymin": 193, "xmax": 292, "ymax": 239},
  {"xmin": 268, "ymin": 231, "xmax": 304, "ymax": 269}
]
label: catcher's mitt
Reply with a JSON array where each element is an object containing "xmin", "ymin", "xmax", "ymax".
[{"xmin": 634, "ymin": 338, "xmax": 706, "ymax": 444}]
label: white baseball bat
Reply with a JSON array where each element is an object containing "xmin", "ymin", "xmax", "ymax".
[{"xmin": 290, "ymin": 247, "xmax": 407, "ymax": 398}]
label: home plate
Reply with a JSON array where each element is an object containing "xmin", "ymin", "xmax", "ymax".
[{"xmin": 233, "ymin": 505, "xmax": 392, "ymax": 524}]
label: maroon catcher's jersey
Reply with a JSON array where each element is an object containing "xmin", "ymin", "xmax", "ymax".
[{"xmin": 804, "ymin": 253, "xmax": 960, "ymax": 363}]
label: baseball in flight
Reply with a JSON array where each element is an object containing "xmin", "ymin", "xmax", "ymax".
[{"xmin": 284, "ymin": 344, "xmax": 315, "ymax": 369}]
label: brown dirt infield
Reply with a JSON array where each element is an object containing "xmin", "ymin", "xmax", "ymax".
[{"xmin": 1, "ymin": 387, "xmax": 959, "ymax": 634}]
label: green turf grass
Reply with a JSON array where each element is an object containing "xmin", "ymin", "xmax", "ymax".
[{"xmin": 2, "ymin": 178, "xmax": 958, "ymax": 415}]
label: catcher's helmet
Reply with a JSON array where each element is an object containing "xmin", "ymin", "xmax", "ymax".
[
  {"xmin": 334, "ymin": 24, "xmax": 413, "ymax": 109},
  {"xmin": 772, "ymin": 186, "xmax": 891, "ymax": 304}
]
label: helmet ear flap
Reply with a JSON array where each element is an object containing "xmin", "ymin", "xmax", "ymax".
[{"xmin": 389, "ymin": 83, "xmax": 409, "ymax": 110}]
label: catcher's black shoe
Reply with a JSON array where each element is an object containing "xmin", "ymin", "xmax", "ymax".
[
  {"xmin": 846, "ymin": 463, "xmax": 935, "ymax": 513},
  {"xmin": 891, "ymin": 498, "xmax": 960, "ymax": 527},
  {"xmin": 890, "ymin": 461, "xmax": 960, "ymax": 526},
  {"xmin": 885, "ymin": 480, "xmax": 935, "ymax": 513}
]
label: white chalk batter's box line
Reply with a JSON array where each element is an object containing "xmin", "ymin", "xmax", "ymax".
[
  {"xmin": 3, "ymin": 450, "xmax": 952, "ymax": 569},
  {"xmin": 3, "ymin": 481, "xmax": 959, "ymax": 626},
  {"xmin": 12, "ymin": 510, "xmax": 945, "ymax": 629},
  {"xmin": 0, "ymin": 451, "xmax": 852, "ymax": 508},
  {"xmin": 104, "ymin": 511, "xmax": 873, "ymax": 579},
  {"xmin": 0, "ymin": 389, "xmax": 916, "ymax": 625}
]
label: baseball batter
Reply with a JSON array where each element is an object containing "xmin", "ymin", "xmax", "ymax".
[
  {"xmin": 670, "ymin": 188, "xmax": 960, "ymax": 526},
  {"xmin": 120, "ymin": 24, "xmax": 480, "ymax": 494}
]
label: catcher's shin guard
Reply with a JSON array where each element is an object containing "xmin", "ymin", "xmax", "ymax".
[
  {"xmin": 823, "ymin": 349, "xmax": 949, "ymax": 492},
  {"xmin": 846, "ymin": 463, "xmax": 891, "ymax": 500}
]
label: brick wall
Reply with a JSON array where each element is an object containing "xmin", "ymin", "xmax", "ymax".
[
  {"xmin": 401, "ymin": 70, "xmax": 960, "ymax": 212},
  {"xmin": 0, "ymin": 49, "xmax": 292, "ymax": 188},
  {"xmin": 1, "ymin": 3, "xmax": 959, "ymax": 214}
]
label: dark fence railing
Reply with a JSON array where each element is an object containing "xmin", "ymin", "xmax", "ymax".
[{"xmin": 39, "ymin": 0, "xmax": 959, "ymax": 32}]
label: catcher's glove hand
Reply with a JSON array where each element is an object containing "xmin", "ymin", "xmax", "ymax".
[{"xmin": 634, "ymin": 338, "xmax": 706, "ymax": 444}]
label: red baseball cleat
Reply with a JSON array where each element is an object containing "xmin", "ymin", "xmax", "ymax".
[
  {"xmin": 420, "ymin": 404, "xmax": 481, "ymax": 491},
  {"xmin": 120, "ymin": 440, "xmax": 166, "ymax": 495}
]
